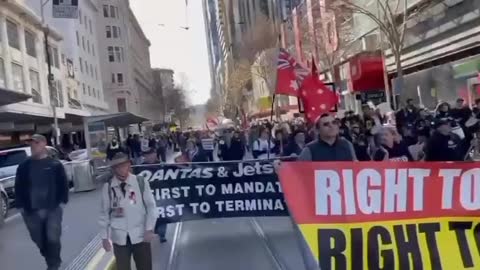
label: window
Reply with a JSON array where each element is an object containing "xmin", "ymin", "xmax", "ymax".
[
  {"xmin": 12, "ymin": 63, "xmax": 24, "ymax": 92},
  {"xmin": 89, "ymin": 20, "xmax": 93, "ymax": 34},
  {"xmin": 115, "ymin": 7, "xmax": 119, "ymax": 18},
  {"xmin": 84, "ymin": 16, "xmax": 87, "ymax": 30},
  {"xmin": 95, "ymin": 67, "xmax": 98, "ymax": 80},
  {"xmin": 90, "ymin": 64, "xmax": 93, "ymax": 77},
  {"xmin": 120, "ymin": 47, "xmax": 124, "ymax": 62},
  {"xmin": 118, "ymin": 27, "xmax": 121, "ymax": 38},
  {"xmin": 106, "ymin": 26, "xmax": 111, "ymax": 38},
  {"xmin": 92, "ymin": 45, "xmax": 95, "ymax": 56},
  {"xmin": 114, "ymin": 47, "xmax": 121, "ymax": 62},
  {"xmin": 76, "ymin": 31, "xmax": 80, "ymax": 46},
  {"xmin": 82, "ymin": 36, "xmax": 85, "ymax": 50},
  {"xmin": 92, "ymin": 88, "xmax": 96, "ymax": 97},
  {"xmin": 117, "ymin": 98, "xmax": 126, "ymax": 112},
  {"xmin": 112, "ymin": 26, "xmax": 118, "ymax": 38},
  {"xmin": 103, "ymin": 5, "xmax": 109, "ymax": 17},
  {"xmin": 7, "ymin": 20, "xmax": 19, "ymax": 49},
  {"xmin": 79, "ymin": 57, "xmax": 83, "ymax": 72},
  {"xmin": 108, "ymin": 46, "xmax": 114, "ymax": 62},
  {"xmin": 87, "ymin": 40, "xmax": 90, "ymax": 53},
  {"xmin": 82, "ymin": 83, "xmax": 86, "ymax": 94},
  {"xmin": 0, "ymin": 58, "xmax": 6, "ymax": 88},
  {"xmin": 85, "ymin": 60, "xmax": 88, "ymax": 74},
  {"xmin": 110, "ymin": 6, "xmax": 116, "ymax": 18},
  {"xmin": 25, "ymin": 30, "xmax": 36, "ymax": 57},
  {"xmin": 117, "ymin": 73, "xmax": 124, "ymax": 84},
  {"xmin": 88, "ymin": 86, "xmax": 91, "ymax": 96},
  {"xmin": 111, "ymin": 73, "xmax": 115, "ymax": 83},
  {"xmin": 29, "ymin": 70, "xmax": 42, "ymax": 104},
  {"xmin": 79, "ymin": 9, "xmax": 82, "ymax": 23},
  {"xmin": 52, "ymin": 47, "xmax": 59, "ymax": 68}
]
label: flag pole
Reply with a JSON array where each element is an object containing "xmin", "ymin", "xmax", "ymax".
[{"xmin": 267, "ymin": 35, "xmax": 282, "ymax": 160}]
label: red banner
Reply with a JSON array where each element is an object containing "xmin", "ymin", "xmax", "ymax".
[{"xmin": 279, "ymin": 162, "xmax": 480, "ymax": 270}]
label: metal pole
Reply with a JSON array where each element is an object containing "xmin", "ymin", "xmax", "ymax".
[{"xmin": 41, "ymin": 0, "xmax": 60, "ymax": 145}]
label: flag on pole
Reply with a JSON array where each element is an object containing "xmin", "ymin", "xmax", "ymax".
[
  {"xmin": 275, "ymin": 48, "xmax": 309, "ymax": 96},
  {"xmin": 299, "ymin": 58, "xmax": 337, "ymax": 123}
]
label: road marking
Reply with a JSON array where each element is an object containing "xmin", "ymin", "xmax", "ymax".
[
  {"xmin": 85, "ymin": 249, "xmax": 105, "ymax": 270},
  {"xmin": 5, "ymin": 212, "xmax": 20, "ymax": 223},
  {"xmin": 166, "ymin": 222, "xmax": 183, "ymax": 270},
  {"xmin": 249, "ymin": 218, "xmax": 288, "ymax": 270},
  {"xmin": 105, "ymin": 256, "xmax": 115, "ymax": 270}
]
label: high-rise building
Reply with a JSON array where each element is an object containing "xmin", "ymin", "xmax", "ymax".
[
  {"xmin": 26, "ymin": 0, "xmax": 109, "ymax": 115},
  {"xmin": 96, "ymin": 0, "xmax": 161, "ymax": 122},
  {"xmin": 152, "ymin": 68, "xmax": 174, "ymax": 121}
]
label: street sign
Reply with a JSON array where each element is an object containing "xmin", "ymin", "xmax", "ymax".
[{"xmin": 52, "ymin": 0, "xmax": 79, "ymax": 19}]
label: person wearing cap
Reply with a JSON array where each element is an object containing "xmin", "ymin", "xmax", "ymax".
[
  {"xmin": 141, "ymin": 148, "xmax": 167, "ymax": 243},
  {"xmin": 99, "ymin": 152, "xmax": 157, "ymax": 270},
  {"xmin": 424, "ymin": 118, "xmax": 463, "ymax": 161},
  {"xmin": 15, "ymin": 134, "xmax": 69, "ymax": 270}
]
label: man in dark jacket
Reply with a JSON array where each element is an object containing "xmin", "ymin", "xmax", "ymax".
[
  {"xmin": 424, "ymin": 118, "xmax": 464, "ymax": 161},
  {"xmin": 15, "ymin": 134, "xmax": 69, "ymax": 270},
  {"xmin": 217, "ymin": 128, "xmax": 245, "ymax": 161}
]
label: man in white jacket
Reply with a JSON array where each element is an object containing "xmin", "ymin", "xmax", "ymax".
[{"xmin": 99, "ymin": 153, "xmax": 157, "ymax": 270}]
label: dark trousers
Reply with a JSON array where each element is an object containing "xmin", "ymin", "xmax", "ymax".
[
  {"xmin": 22, "ymin": 207, "xmax": 63, "ymax": 269},
  {"xmin": 157, "ymin": 147, "xmax": 167, "ymax": 162},
  {"xmin": 113, "ymin": 236, "xmax": 152, "ymax": 270},
  {"xmin": 205, "ymin": 150, "xmax": 213, "ymax": 161},
  {"xmin": 155, "ymin": 219, "xmax": 167, "ymax": 239}
]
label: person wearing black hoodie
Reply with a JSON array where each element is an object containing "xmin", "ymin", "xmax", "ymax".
[{"xmin": 424, "ymin": 118, "xmax": 464, "ymax": 161}]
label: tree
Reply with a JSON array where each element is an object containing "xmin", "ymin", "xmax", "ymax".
[
  {"xmin": 164, "ymin": 86, "xmax": 190, "ymax": 129},
  {"xmin": 332, "ymin": 0, "xmax": 443, "ymax": 107}
]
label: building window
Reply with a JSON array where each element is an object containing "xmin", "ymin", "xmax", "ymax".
[
  {"xmin": 90, "ymin": 64, "xmax": 93, "ymax": 77},
  {"xmin": 108, "ymin": 46, "xmax": 114, "ymax": 62},
  {"xmin": 87, "ymin": 40, "xmax": 90, "ymax": 53},
  {"xmin": 85, "ymin": 60, "xmax": 88, "ymax": 74},
  {"xmin": 120, "ymin": 47, "xmax": 124, "ymax": 62},
  {"xmin": 112, "ymin": 26, "xmax": 119, "ymax": 38},
  {"xmin": 92, "ymin": 45, "xmax": 95, "ymax": 56},
  {"xmin": 29, "ymin": 70, "xmax": 42, "ymax": 104},
  {"xmin": 114, "ymin": 47, "xmax": 121, "ymax": 62},
  {"xmin": 111, "ymin": 73, "xmax": 115, "ymax": 83},
  {"xmin": 117, "ymin": 73, "xmax": 124, "ymax": 84},
  {"xmin": 82, "ymin": 36, "xmax": 85, "ymax": 50},
  {"xmin": 89, "ymin": 20, "xmax": 93, "ymax": 34},
  {"xmin": 0, "ymin": 58, "xmax": 6, "ymax": 88},
  {"xmin": 82, "ymin": 83, "xmax": 86, "ymax": 94},
  {"xmin": 95, "ymin": 67, "xmax": 98, "ymax": 80},
  {"xmin": 25, "ymin": 30, "xmax": 36, "ymax": 57},
  {"xmin": 7, "ymin": 20, "xmax": 19, "ymax": 49},
  {"xmin": 84, "ymin": 16, "xmax": 87, "ymax": 30},
  {"xmin": 110, "ymin": 6, "xmax": 116, "ymax": 18},
  {"xmin": 76, "ymin": 31, "xmax": 80, "ymax": 46},
  {"xmin": 103, "ymin": 5, "xmax": 109, "ymax": 17},
  {"xmin": 117, "ymin": 98, "xmax": 126, "ymax": 112},
  {"xmin": 115, "ymin": 7, "xmax": 119, "ymax": 18},
  {"xmin": 79, "ymin": 9, "xmax": 82, "ymax": 23},
  {"xmin": 88, "ymin": 86, "xmax": 91, "ymax": 96},
  {"xmin": 92, "ymin": 88, "xmax": 96, "ymax": 97},
  {"xmin": 79, "ymin": 57, "xmax": 83, "ymax": 72},
  {"xmin": 106, "ymin": 26, "xmax": 111, "ymax": 38},
  {"xmin": 52, "ymin": 47, "xmax": 59, "ymax": 68},
  {"xmin": 12, "ymin": 63, "xmax": 24, "ymax": 92}
]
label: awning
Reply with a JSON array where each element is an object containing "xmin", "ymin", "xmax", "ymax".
[
  {"xmin": 86, "ymin": 112, "xmax": 148, "ymax": 127},
  {"xmin": 0, "ymin": 88, "xmax": 31, "ymax": 106}
]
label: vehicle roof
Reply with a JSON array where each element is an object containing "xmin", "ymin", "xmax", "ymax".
[{"xmin": 0, "ymin": 145, "xmax": 30, "ymax": 152}]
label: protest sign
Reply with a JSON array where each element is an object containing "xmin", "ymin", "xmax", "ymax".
[
  {"xmin": 279, "ymin": 162, "xmax": 480, "ymax": 270},
  {"xmin": 133, "ymin": 160, "xmax": 287, "ymax": 223}
]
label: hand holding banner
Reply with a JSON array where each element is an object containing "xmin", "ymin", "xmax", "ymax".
[{"xmin": 279, "ymin": 162, "xmax": 480, "ymax": 270}]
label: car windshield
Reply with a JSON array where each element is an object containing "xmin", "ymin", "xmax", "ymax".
[{"xmin": 0, "ymin": 150, "xmax": 28, "ymax": 169}]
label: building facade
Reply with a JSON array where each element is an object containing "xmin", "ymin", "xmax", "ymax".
[
  {"xmin": 96, "ymin": 0, "xmax": 160, "ymax": 122},
  {"xmin": 0, "ymin": 1, "xmax": 67, "ymax": 145},
  {"xmin": 151, "ymin": 68, "xmax": 174, "ymax": 122}
]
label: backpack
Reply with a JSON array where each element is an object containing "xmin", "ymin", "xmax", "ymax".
[{"xmin": 107, "ymin": 175, "xmax": 146, "ymax": 217}]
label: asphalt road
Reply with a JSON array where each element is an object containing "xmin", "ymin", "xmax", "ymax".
[{"xmin": 0, "ymin": 188, "xmax": 102, "ymax": 270}]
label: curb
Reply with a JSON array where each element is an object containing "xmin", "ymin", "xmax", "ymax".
[{"xmin": 105, "ymin": 257, "xmax": 115, "ymax": 270}]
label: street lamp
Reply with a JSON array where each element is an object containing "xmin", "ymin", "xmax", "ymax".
[{"xmin": 40, "ymin": 0, "xmax": 60, "ymax": 146}]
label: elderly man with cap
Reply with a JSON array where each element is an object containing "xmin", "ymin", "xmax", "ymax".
[
  {"xmin": 99, "ymin": 152, "xmax": 157, "ymax": 270},
  {"xmin": 15, "ymin": 134, "xmax": 69, "ymax": 270}
]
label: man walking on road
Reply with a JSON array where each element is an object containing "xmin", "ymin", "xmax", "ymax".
[
  {"xmin": 15, "ymin": 134, "xmax": 69, "ymax": 270},
  {"xmin": 99, "ymin": 152, "xmax": 157, "ymax": 270}
]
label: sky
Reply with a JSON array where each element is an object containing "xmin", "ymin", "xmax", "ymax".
[{"xmin": 130, "ymin": 0, "xmax": 212, "ymax": 105}]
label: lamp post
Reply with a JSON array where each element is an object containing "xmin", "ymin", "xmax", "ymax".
[{"xmin": 40, "ymin": 0, "xmax": 60, "ymax": 145}]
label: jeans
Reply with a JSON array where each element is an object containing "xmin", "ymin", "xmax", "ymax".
[
  {"xmin": 155, "ymin": 219, "xmax": 167, "ymax": 239},
  {"xmin": 22, "ymin": 206, "xmax": 63, "ymax": 269},
  {"xmin": 113, "ymin": 236, "xmax": 152, "ymax": 270}
]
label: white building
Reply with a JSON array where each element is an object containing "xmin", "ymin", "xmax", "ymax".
[
  {"xmin": 96, "ymin": 0, "xmax": 161, "ymax": 122},
  {"xmin": 26, "ymin": 0, "xmax": 109, "ymax": 115},
  {"xmin": 0, "ymin": 1, "xmax": 66, "ymax": 145}
]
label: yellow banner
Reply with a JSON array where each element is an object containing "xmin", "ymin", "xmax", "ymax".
[
  {"xmin": 299, "ymin": 217, "xmax": 480, "ymax": 270},
  {"xmin": 257, "ymin": 96, "xmax": 273, "ymax": 110}
]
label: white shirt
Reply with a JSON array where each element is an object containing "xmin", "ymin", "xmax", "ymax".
[
  {"xmin": 99, "ymin": 174, "xmax": 157, "ymax": 245},
  {"xmin": 253, "ymin": 138, "xmax": 276, "ymax": 159}
]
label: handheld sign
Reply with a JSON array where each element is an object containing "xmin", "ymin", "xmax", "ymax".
[{"xmin": 279, "ymin": 162, "xmax": 480, "ymax": 270}]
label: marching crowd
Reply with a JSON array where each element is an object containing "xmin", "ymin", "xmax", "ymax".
[{"xmin": 17, "ymin": 97, "xmax": 480, "ymax": 270}]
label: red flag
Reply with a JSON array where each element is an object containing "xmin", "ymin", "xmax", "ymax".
[
  {"xmin": 275, "ymin": 49, "xmax": 309, "ymax": 96},
  {"xmin": 299, "ymin": 59, "xmax": 337, "ymax": 123}
]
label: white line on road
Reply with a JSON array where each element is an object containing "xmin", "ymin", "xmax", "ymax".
[{"xmin": 5, "ymin": 212, "xmax": 20, "ymax": 223}]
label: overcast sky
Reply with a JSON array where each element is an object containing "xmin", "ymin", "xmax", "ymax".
[{"xmin": 130, "ymin": 0, "xmax": 212, "ymax": 105}]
